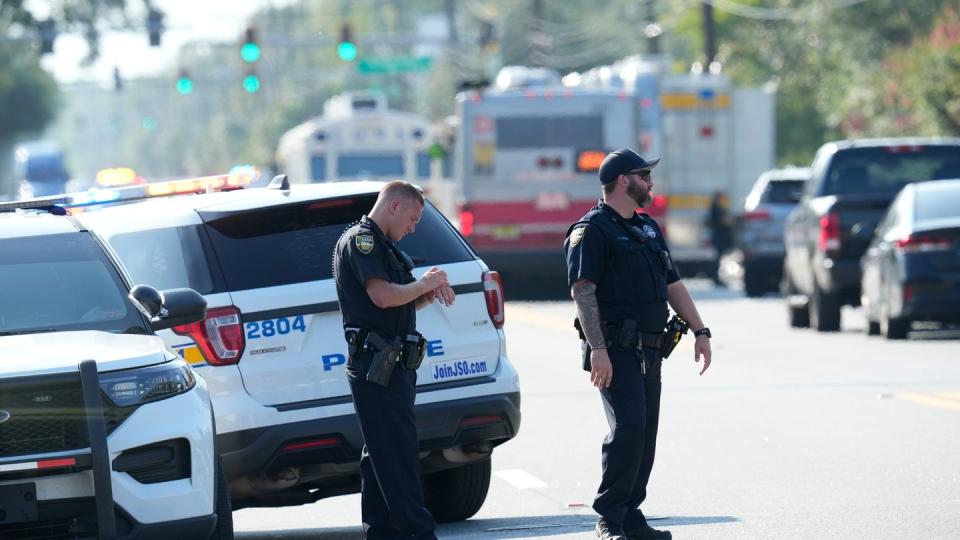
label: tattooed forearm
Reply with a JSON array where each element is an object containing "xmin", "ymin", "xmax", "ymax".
[{"xmin": 572, "ymin": 280, "xmax": 605, "ymax": 349}]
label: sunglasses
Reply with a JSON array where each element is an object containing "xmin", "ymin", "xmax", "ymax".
[{"xmin": 627, "ymin": 170, "xmax": 652, "ymax": 180}]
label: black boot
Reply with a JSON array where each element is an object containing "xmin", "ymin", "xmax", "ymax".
[
  {"xmin": 596, "ymin": 518, "xmax": 627, "ymax": 540},
  {"xmin": 624, "ymin": 510, "xmax": 671, "ymax": 540}
]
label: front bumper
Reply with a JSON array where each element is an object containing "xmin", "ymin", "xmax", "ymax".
[{"xmin": 0, "ymin": 362, "xmax": 216, "ymax": 537}]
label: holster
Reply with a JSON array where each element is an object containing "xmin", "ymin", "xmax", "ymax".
[
  {"xmin": 401, "ymin": 333, "xmax": 427, "ymax": 370},
  {"xmin": 345, "ymin": 328, "xmax": 401, "ymax": 386},
  {"xmin": 659, "ymin": 314, "xmax": 689, "ymax": 359}
]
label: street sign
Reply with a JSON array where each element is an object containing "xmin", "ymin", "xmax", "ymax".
[{"xmin": 357, "ymin": 56, "xmax": 432, "ymax": 74}]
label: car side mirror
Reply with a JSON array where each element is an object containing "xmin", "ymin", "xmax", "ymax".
[{"xmin": 131, "ymin": 285, "xmax": 207, "ymax": 331}]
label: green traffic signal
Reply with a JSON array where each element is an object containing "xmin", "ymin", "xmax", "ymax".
[
  {"xmin": 337, "ymin": 41, "xmax": 357, "ymax": 62},
  {"xmin": 240, "ymin": 42, "xmax": 261, "ymax": 63},
  {"xmin": 176, "ymin": 76, "xmax": 193, "ymax": 95},
  {"xmin": 242, "ymin": 73, "xmax": 261, "ymax": 93}
]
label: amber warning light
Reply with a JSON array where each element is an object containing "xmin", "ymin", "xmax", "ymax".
[{"xmin": 577, "ymin": 150, "xmax": 606, "ymax": 172}]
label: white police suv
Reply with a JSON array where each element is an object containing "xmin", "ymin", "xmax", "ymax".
[
  {"xmin": 77, "ymin": 178, "xmax": 521, "ymax": 521},
  {"xmin": 0, "ymin": 202, "xmax": 231, "ymax": 539}
]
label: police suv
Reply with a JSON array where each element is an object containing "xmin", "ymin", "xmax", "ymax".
[
  {"xmin": 0, "ymin": 201, "xmax": 231, "ymax": 539},
  {"xmin": 77, "ymin": 177, "xmax": 521, "ymax": 521}
]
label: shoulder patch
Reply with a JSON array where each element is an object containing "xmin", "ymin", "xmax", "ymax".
[
  {"xmin": 355, "ymin": 234, "xmax": 375, "ymax": 254},
  {"xmin": 642, "ymin": 224, "xmax": 657, "ymax": 239},
  {"xmin": 570, "ymin": 225, "xmax": 587, "ymax": 247}
]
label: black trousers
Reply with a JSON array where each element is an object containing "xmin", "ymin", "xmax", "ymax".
[
  {"xmin": 592, "ymin": 346, "xmax": 663, "ymax": 530},
  {"xmin": 348, "ymin": 354, "xmax": 437, "ymax": 540}
]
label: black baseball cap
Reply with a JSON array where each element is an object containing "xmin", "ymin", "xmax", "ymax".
[{"xmin": 598, "ymin": 149, "xmax": 660, "ymax": 184}]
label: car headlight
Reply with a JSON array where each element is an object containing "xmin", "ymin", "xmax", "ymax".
[{"xmin": 99, "ymin": 360, "xmax": 196, "ymax": 407}]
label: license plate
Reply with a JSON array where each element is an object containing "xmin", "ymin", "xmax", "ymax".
[{"xmin": 0, "ymin": 482, "xmax": 38, "ymax": 525}]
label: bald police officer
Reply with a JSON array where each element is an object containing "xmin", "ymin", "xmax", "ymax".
[
  {"xmin": 564, "ymin": 149, "xmax": 713, "ymax": 540},
  {"xmin": 334, "ymin": 180, "xmax": 455, "ymax": 540}
]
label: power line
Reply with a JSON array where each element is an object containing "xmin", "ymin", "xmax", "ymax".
[{"xmin": 702, "ymin": 0, "xmax": 873, "ymax": 21}]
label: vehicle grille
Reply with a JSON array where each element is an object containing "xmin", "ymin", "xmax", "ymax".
[{"xmin": 0, "ymin": 374, "xmax": 136, "ymax": 460}]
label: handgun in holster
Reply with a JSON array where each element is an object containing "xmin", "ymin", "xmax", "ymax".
[
  {"xmin": 346, "ymin": 328, "xmax": 402, "ymax": 387},
  {"xmin": 659, "ymin": 314, "xmax": 689, "ymax": 359}
]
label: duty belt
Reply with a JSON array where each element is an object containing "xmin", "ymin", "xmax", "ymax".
[{"xmin": 601, "ymin": 320, "xmax": 664, "ymax": 350}]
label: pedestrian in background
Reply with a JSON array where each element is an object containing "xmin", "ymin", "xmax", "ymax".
[
  {"xmin": 564, "ymin": 149, "xmax": 713, "ymax": 540},
  {"xmin": 334, "ymin": 180, "xmax": 455, "ymax": 540},
  {"xmin": 706, "ymin": 190, "xmax": 734, "ymax": 286}
]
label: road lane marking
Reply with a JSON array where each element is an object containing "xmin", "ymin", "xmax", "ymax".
[
  {"xmin": 896, "ymin": 392, "xmax": 960, "ymax": 412},
  {"xmin": 936, "ymin": 391, "xmax": 960, "ymax": 401},
  {"xmin": 495, "ymin": 469, "xmax": 548, "ymax": 490}
]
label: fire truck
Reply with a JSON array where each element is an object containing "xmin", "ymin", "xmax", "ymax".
[{"xmin": 454, "ymin": 58, "xmax": 776, "ymax": 283}]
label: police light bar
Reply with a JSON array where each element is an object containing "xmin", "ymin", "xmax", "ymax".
[
  {"xmin": 0, "ymin": 196, "xmax": 72, "ymax": 213},
  {"xmin": 54, "ymin": 170, "xmax": 258, "ymax": 211}
]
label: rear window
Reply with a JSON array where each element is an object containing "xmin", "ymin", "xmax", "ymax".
[
  {"xmin": 108, "ymin": 226, "xmax": 215, "ymax": 294},
  {"xmin": 764, "ymin": 180, "xmax": 805, "ymax": 204},
  {"xmin": 822, "ymin": 146, "xmax": 960, "ymax": 196},
  {"xmin": 337, "ymin": 154, "xmax": 404, "ymax": 178},
  {"xmin": 915, "ymin": 183, "xmax": 960, "ymax": 222},
  {"xmin": 496, "ymin": 115, "xmax": 603, "ymax": 149},
  {"xmin": 203, "ymin": 196, "xmax": 475, "ymax": 291}
]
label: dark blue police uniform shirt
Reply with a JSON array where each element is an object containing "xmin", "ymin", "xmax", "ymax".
[
  {"xmin": 334, "ymin": 215, "xmax": 417, "ymax": 339},
  {"xmin": 564, "ymin": 201, "xmax": 680, "ymax": 333}
]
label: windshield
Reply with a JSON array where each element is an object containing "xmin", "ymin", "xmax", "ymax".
[
  {"xmin": 822, "ymin": 146, "xmax": 960, "ymax": 196},
  {"xmin": 0, "ymin": 232, "xmax": 147, "ymax": 335}
]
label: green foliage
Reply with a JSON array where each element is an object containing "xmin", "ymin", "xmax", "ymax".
[{"xmin": 0, "ymin": 42, "xmax": 59, "ymax": 145}]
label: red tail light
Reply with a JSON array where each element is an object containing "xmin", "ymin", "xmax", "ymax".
[
  {"xmin": 818, "ymin": 212, "xmax": 841, "ymax": 251},
  {"xmin": 743, "ymin": 210, "xmax": 771, "ymax": 221},
  {"xmin": 482, "ymin": 271, "xmax": 505, "ymax": 329},
  {"xmin": 459, "ymin": 210, "xmax": 475, "ymax": 237},
  {"xmin": 895, "ymin": 234, "xmax": 951, "ymax": 253},
  {"xmin": 173, "ymin": 306, "xmax": 245, "ymax": 366}
]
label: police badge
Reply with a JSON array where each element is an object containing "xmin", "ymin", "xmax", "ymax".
[
  {"xmin": 356, "ymin": 234, "xmax": 375, "ymax": 254},
  {"xmin": 642, "ymin": 224, "xmax": 657, "ymax": 239},
  {"xmin": 570, "ymin": 226, "xmax": 586, "ymax": 247}
]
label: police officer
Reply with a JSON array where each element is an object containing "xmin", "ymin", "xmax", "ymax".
[
  {"xmin": 564, "ymin": 149, "xmax": 713, "ymax": 540},
  {"xmin": 334, "ymin": 180, "xmax": 455, "ymax": 540}
]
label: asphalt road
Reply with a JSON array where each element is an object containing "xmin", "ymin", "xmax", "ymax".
[{"xmin": 232, "ymin": 281, "xmax": 960, "ymax": 539}]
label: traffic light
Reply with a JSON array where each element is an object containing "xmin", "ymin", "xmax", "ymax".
[
  {"xmin": 240, "ymin": 26, "xmax": 261, "ymax": 64},
  {"xmin": 242, "ymin": 71, "xmax": 261, "ymax": 93},
  {"xmin": 176, "ymin": 69, "xmax": 194, "ymax": 95},
  {"xmin": 147, "ymin": 9, "xmax": 164, "ymax": 47},
  {"xmin": 337, "ymin": 23, "xmax": 357, "ymax": 62},
  {"xmin": 38, "ymin": 19, "xmax": 57, "ymax": 54},
  {"xmin": 478, "ymin": 20, "xmax": 498, "ymax": 53}
]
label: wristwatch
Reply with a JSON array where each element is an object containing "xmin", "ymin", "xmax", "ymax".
[{"xmin": 694, "ymin": 327, "xmax": 712, "ymax": 339}]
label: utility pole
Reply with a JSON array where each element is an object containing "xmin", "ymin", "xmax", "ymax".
[
  {"xmin": 529, "ymin": 0, "xmax": 546, "ymax": 67},
  {"xmin": 645, "ymin": 0, "xmax": 661, "ymax": 54},
  {"xmin": 703, "ymin": 0, "xmax": 717, "ymax": 65},
  {"xmin": 445, "ymin": 0, "xmax": 458, "ymax": 46}
]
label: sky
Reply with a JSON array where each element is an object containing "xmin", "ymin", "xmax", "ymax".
[{"xmin": 37, "ymin": 0, "xmax": 291, "ymax": 85}]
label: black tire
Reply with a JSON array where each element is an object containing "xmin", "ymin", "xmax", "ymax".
[
  {"xmin": 810, "ymin": 286, "xmax": 841, "ymax": 332},
  {"xmin": 423, "ymin": 458, "xmax": 491, "ymax": 523},
  {"xmin": 867, "ymin": 320, "xmax": 880, "ymax": 336},
  {"xmin": 743, "ymin": 269, "xmax": 765, "ymax": 298},
  {"xmin": 882, "ymin": 316, "xmax": 909, "ymax": 340},
  {"xmin": 211, "ymin": 457, "xmax": 234, "ymax": 540},
  {"xmin": 784, "ymin": 276, "xmax": 810, "ymax": 328}
]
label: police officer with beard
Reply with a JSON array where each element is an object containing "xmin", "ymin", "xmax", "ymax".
[
  {"xmin": 334, "ymin": 180, "xmax": 455, "ymax": 540},
  {"xmin": 564, "ymin": 149, "xmax": 713, "ymax": 540}
]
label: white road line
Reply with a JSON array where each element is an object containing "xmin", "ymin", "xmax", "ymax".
[{"xmin": 495, "ymin": 469, "xmax": 549, "ymax": 490}]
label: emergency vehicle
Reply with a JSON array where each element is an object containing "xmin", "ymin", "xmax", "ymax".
[
  {"xmin": 0, "ymin": 199, "xmax": 229, "ymax": 539},
  {"xmin": 455, "ymin": 58, "xmax": 776, "ymax": 279},
  {"xmin": 65, "ymin": 175, "xmax": 519, "ymax": 522},
  {"xmin": 275, "ymin": 91, "xmax": 453, "ymax": 206}
]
